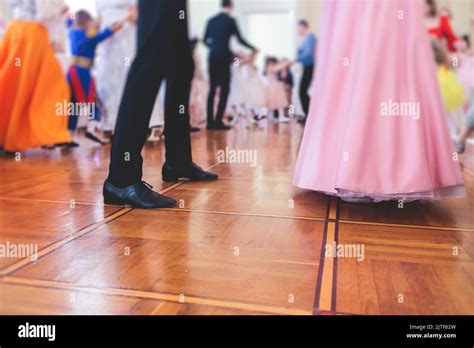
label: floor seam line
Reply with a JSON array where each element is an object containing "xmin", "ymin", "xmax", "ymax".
[
  {"xmin": 312, "ymin": 197, "xmax": 331, "ymax": 315},
  {"xmin": 0, "ymin": 208, "xmax": 133, "ymax": 276},
  {"xmin": 2, "ymin": 276, "xmax": 312, "ymax": 315},
  {"xmin": 1, "ymin": 195, "xmax": 469, "ymax": 232}
]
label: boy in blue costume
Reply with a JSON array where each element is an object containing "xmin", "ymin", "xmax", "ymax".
[{"xmin": 66, "ymin": 10, "xmax": 129, "ymax": 145}]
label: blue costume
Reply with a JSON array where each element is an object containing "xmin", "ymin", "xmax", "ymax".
[{"xmin": 66, "ymin": 18, "xmax": 115, "ymax": 131}]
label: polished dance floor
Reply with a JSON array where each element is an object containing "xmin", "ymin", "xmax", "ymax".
[{"xmin": 0, "ymin": 121, "xmax": 473, "ymax": 315}]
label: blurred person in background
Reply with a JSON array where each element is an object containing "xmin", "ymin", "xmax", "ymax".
[
  {"xmin": 277, "ymin": 58, "xmax": 294, "ymax": 117},
  {"xmin": 264, "ymin": 57, "xmax": 291, "ymax": 123},
  {"xmin": 66, "ymin": 9, "xmax": 131, "ymax": 146},
  {"xmin": 204, "ymin": 0, "xmax": 257, "ymax": 130},
  {"xmin": 295, "ymin": 19, "xmax": 316, "ymax": 124},
  {"xmin": 0, "ymin": 0, "xmax": 72, "ymax": 153},
  {"xmin": 188, "ymin": 37, "xmax": 208, "ymax": 132},
  {"xmin": 95, "ymin": 0, "xmax": 165, "ymax": 143},
  {"xmin": 425, "ymin": 0, "xmax": 463, "ymax": 53},
  {"xmin": 432, "ymin": 39, "xmax": 466, "ymax": 138}
]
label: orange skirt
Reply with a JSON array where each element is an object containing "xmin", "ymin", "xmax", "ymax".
[{"xmin": 0, "ymin": 21, "xmax": 71, "ymax": 151}]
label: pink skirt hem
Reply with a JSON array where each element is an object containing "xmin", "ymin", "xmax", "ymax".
[{"xmin": 294, "ymin": 183, "xmax": 466, "ymax": 203}]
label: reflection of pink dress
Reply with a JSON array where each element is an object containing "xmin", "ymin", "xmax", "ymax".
[
  {"xmin": 265, "ymin": 73, "xmax": 288, "ymax": 110},
  {"xmin": 293, "ymin": 0, "xmax": 465, "ymax": 202}
]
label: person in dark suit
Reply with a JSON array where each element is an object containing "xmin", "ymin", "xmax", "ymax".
[
  {"xmin": 104, "ymin": 0, "xmax": 217, "ymax": 209},
  {"xmin": 204, "ymin": 0, "xmax": 257, "ymax": 130}
]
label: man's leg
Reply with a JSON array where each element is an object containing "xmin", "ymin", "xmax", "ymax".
[
  {"xmin": 104, "ymin": 25, "xmax": 177, "ymax": 208},
  {"xmin": 299, "ymin": 64, "xmax": 314, "ymax": 116},
  {"xmin": 207, "ymin": 61, "xmax": 218, "ymax": 126},
  {"xmin": 215, "ymin": 62, "xmax": 231, "ymax": 124},
  {"xmin": 160, "ymin": 0, "xmax": 217, "ymax": 181},
  {"xmin": 163, "ymin": 45, "xmax": 194, "ymax": 167},
  {"xmin": 105, "ymin": 0, "xmax": 214, "ymax": 208},
  {"xmin": 107, "ymin": 39, "xmax": 164, "ymax": 188}
]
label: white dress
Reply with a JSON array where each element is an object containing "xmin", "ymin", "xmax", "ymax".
[
  {"xmin": 7, "ymin": 0, "xmax": 68, "ymax": 69},
  {"xmin": 8, "ymin": 0, "xmax": 65, "ymax": 34},
  {"xmin": 95, "ymin": 0, "xmax": 164, "ymax": 131},
  {"xmin": 226, "ymin": 64, "xmax": 246, "ymax": 112},
  {"xmin": 243, "ymin": 65, "xmax": 266, "ymax": 110}
]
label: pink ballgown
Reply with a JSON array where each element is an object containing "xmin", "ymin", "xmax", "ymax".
[{"xmin": 293, "ymin": 0, "xmax": 465, "ymax": 202}]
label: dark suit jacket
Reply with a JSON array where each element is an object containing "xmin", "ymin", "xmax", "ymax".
[
  {"xmin": 136, "ymin": 0, "xmax": 193, "ymax": 78},
  {"xmin": 204, "ymin": 12, "xmax": 256, "ymax": 61},
  {"xmin": 137, "ymin": 0, "xmax": 187, "ymax": 52}
]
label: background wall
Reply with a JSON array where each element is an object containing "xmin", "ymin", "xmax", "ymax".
[{"xmin": 65, "ymin": 0, "xmax": 97, "ymax": 14}]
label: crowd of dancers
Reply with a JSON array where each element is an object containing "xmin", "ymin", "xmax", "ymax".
[
  {"xmin": 0, "ymin": 0, "xmax": 316, "ymax": 150},
  {"xmin": 424, "ymin": 0, "xmax": 474, "ymax": 154},
  {"xmin": 0, "ymin": 0, "xmax": 473, "ymax": 205}
]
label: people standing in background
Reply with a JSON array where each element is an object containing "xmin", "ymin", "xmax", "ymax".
[
  {"xmin": 189, "ymin": 37, "xmax": 208, "ymax": 132},
  {"xmin": 432, "ymin": 39, "xmax": 466, "ymax": 137},
  {"xmin": 95, "ymin": 0, "xmax": 165, "ymax": 143},
  {"xmin": 277, "ymin": 59, "xmax": 294, "ymax": 117},
  {"xmin": 0, "ymin": 0, "xmax": 72, "ymax": 152},
  {"xmin": 204, "ymin": 0, "xmax": 257, "ymax": 131},
  {"xmin": 226, "ymin": 55, "xmax": 247, "ymax": 126},
  {"xmin": 453, "ymin": 16, "xmax": 474, "ymax": 153},
  {"xmin": 264, "ymin": 57, "xmax": 291, "ymax": 124},
  {"xmin": 425, "ymin": 0, "xmax": 461, "ymax": 53},
  {"xmin": 458, "ymin": 36, "xmax": 474, "ymax": 101},
  {"xmin": 66, "ymin": 9, "xmax": 129, "ymax": 146},
  {"xmin": 296, "ymin": 19, "xmax": 316, "ymax": 124},
  {"xmin": 105, "ymin": 0, "xmax": 218, "ymax": 209},
  {"xmin": 95, "ymin": 0, "xmax": 137, "ymax": 140},
  {"xmin": 243, "ymin": 53, "xmax": 267, "ymax": 127},
  {"xmin": 455, "ymin": 89, "xmax": 474, "ymax": 154},
  {"xmin": 45, "ymin": 2, "xmax": 69, "ymax": 71},
  {"xmin": 289, "ymin": 65, "xmax": 306, "ymax": 120}
]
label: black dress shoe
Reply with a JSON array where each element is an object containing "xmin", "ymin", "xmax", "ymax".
[
  {"xmin": 206, "ymin": 123, "xmax": 216, "ymax": 130},
  {"xmin": 213, "ymin": 121, "xmax": 231, "ymax": 130},
  {"xmin": 56, "ymin": 141, "xmax": 80, "ymax": 148},
  {"xmin": 190, "ymin": 126, "xmax": 201, "ymax": 132},
  {"xmin": 103, "ymin": 180, "xmax": 176, "ymax": 208},
  {"xmin": 85, "ymin": 131, "xmax": 105, "ymax": 144},
  {"xmin": 162, "ymin": 162, "xmax": 218, "ymax": 182}
]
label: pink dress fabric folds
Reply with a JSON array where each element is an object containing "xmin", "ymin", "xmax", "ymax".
[{"xmin": 293, "ymin": 0, "xmax": 465, "ymax": 202}]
